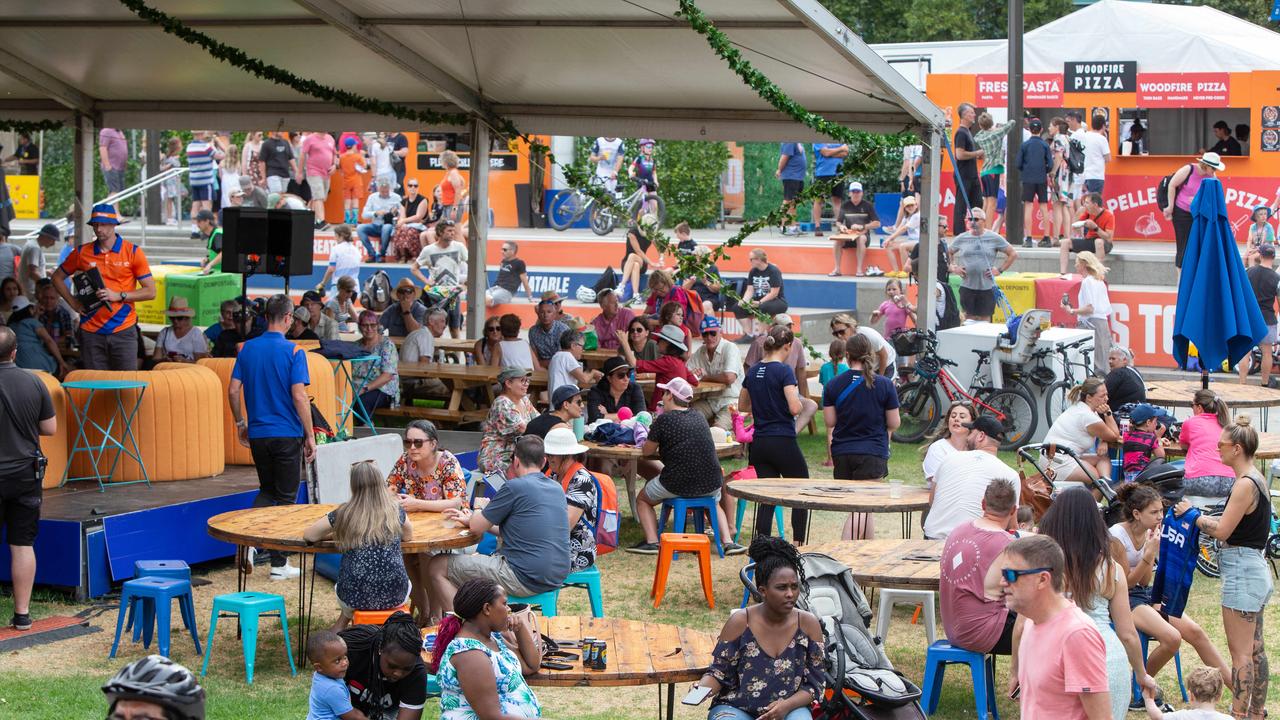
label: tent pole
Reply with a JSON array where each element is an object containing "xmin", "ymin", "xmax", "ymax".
[
  {"xmin": 466, "ymin": 119, "xmax": 491, "ymax": 340},
  {"xmin": 72, "ymin": 112, "xmax": 95, "ymax": 234},
  {"xmin": 1006, "ymin": 0, "xmax": 1024, "ymax": 245},
  {"xmin": 918, "ymin": 124, "xmax": 943, "ymax": 332}
]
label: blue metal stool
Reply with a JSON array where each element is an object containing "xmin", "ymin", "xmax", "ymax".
[
  {"xmin": 733, "ymin": 499, "xmax": 785, "ymax": 543},
  {"xmin": 111, "ymin": 577, "xmax": 201, "ymax": 659},
  {"xmin": 508, "ymin": 589, "xmax": 560, "ymax": 617},
  {"xmin": 128, "ymin": 560, "xmax": 192, "ymax": 640},
  {"xmin": 920, "ymin": 639, "xmax": 999, "ymax": 720},
  {"xmin": 202, "ymin": 592, "xmax": 296, "ymax": 684},
  {"xmin": 658, "ymin": 496, "xmax": 724, "ymax": 558},
  {"xmin": 562, "ymin": 566, "xmax": 605, "ymax": 618},
  {"xmin": 1131, "ymin": 631, "xmax": 1187, "ymax": 703}
]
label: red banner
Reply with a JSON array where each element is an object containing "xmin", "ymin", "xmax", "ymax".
[
  {"xmin": 975, "ymin": 74, "xmax": 1064, "ymax": 107},
  {"xmin": 1101, "ymin": 174, "xmax": 1275, "ymax": 242},
  {"xmin": 1136, "ymin": 73, "xmax": 1230, "ymax": 108}
]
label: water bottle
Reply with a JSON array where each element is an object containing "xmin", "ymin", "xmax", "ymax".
[{"xmin": 572, "ymin": 415, "xmax": 585, "ymax": 441}]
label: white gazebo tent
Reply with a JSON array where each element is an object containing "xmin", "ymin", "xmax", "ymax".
[{"xmin": 0, "ymin": 0, "xmax": 948, "ymax": 334}]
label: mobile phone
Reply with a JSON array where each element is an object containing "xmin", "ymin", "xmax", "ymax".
[
  {"xmin": 682, "ymin": 685, "xmax": 713, "ymax": 706},
  {"xmin": 1061, "ymin": 293, "xmax": 1070, "ymax": 307},
  {"xmin": 1009, "ymin": 684, "xmax": 1021, "ymax": 700}
]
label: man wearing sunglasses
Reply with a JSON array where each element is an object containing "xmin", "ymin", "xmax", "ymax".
[
  {"xmin": 1000, "ymin": 535, "xmax": 1111, "ymax": 719},
  {"xmin": 947, "ymin": 207, "xmax": 1017, "ymax": 322},
  {"xmin": 686, "ymin": 316, "xmax": 742, "ymax": 430}
]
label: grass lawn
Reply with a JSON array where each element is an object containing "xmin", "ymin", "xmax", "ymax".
[{"xmin": 1, "ymin": 417, "xmax": 1275, "ymax": 718}]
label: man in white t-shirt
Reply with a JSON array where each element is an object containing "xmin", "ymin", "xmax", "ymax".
[
  {"xmin": 19, "ymin": 224, "xmax": 59, "ymax": 299},
  {"xmin": 547, "ymin": 329, "xmax": 602, "ymax": 392},
  {"xmin": 1080, "ymin": 114, "xmax": 1111, "ymax": 200},
  {"xmin": 591, "ymin": 137, "xmax": 625, "ymax": 193},
  {"xmin": 410, "ymin": 219, "xmax": 469, "ymax": 336},
  {"xmin": 402, "ymin": 308, "xmax": 449, "ymax": 399},
  {"xmin": 924, "ymin": 416, "xmax": 1021, "ymax": 539}
]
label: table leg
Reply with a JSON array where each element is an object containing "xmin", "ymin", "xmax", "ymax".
[
  {"xmin": 664, "ymin": 683, "xmax": 674, "ymax": 720},
  {"xmin": 62, "ymin": 390, "xmax": 94, "ymax": 486},
  {"xmin": 902, "ymin": 511, "xmax": 912, "ymax": 539},
  {"xmin": 296, "ymin": 553, "xmax": 312, "ymax": 667},
  {"xmin": 115, "ymin": 387, "xmax": 150, "ymax": 486},
  {"xmin": 624, "ymin": 459, "xmax": 639, "ymax": 519}
]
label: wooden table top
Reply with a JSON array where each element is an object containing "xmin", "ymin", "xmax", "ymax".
[
  {"xmin": 1163, "ymin": 430, "xmax": 1280, "ymax": 460},
  {"xmin": 727, "ymin": 479, "xmax": 930, "ymax": 513},
  {"xmin": 583, "ymin": 439, "xmax": 742, "ymax": 460},
  {"xmin": 806, "ymin": 539, "xmax": 942, "ymax": 591},
  {"xmin": 422, "ymin": 616, "xmax": 715, "ymax": 687},
  {"xmin": 435, "ymin": 337, "xmax": 617, "ymax": 363},
  {"xmin": 397, "ymin": 361, "xmax": 550, "ymax": 385},
  {"xmin": 1145, "ymin": 380, "xmax": 1280, "ymax": 409},
  {"xmin": 207, "ymin": 504, "xmax": 479, "ymax": 553}
]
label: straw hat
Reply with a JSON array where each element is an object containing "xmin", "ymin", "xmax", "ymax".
[{"xmin": 165, "ymin": 296, "xmax": 196, "ymax": 318}]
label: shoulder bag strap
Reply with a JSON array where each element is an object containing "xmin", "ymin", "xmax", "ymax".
[{"xmin": 835, "ymin": 374, "xmax": 864, "ymax": 408}]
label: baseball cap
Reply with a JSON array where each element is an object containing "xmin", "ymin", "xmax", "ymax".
[
  {"xmin": 38, "ymin": 223, "xmax": 61, "ymax": 240},
  {"xmin": 849, "ymin": 181, "xmax": 864, "ymax": 193},
  {"xmin": 302, "ymin": 290, "xmax": 325, "ymax": 304},
  {"xmin": 293, "ymin": 306, "xmax": 310, "ymax": 323},
  {"xmin": 195, "ymin": 210, "xmax": 216, "ymax": 223},
  {"xmin": 657, "ymin": 376, "xmax": 694, "ymax": 402},
  {"xmin": 772, "ymin": 313, "xmax": 793, "ymax": 327},
  {"xmin": 343, "ymin": 137, "xmax": 357, "ymax": 148},
  {"xmin": 11, "ymin": 296, "xmax": 31, "ymax": 313},
  {"xmin": 602, "ymin": 356, "xmax": 631, "ymax": 376},
  {"xmin": 238, "ymin": 175, "xmax": 254, "ymax": 189},
  {"xmin": 1128, "ymin": 403, "xmax": 1158, "ymax": 425},
  {"xmin": 700, "ymin": 315, "xmax": 721, "ymax": 333},
  {"xmin": 551, "ymin": 384, "xmax": 584, "ymax": 409},
  {"xmin": 1028, "ymin": 118, "xmax": 1043, "ymax": 132},
  {"xmin": 963, "ymin": 415, "xmax": 1007, "ymax": 441},
  {"xmin": 497, "ymin": 366, "xmax": 531, "ymax": 384}
]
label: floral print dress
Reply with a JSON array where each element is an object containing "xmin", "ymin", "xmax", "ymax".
[
  {"xmin": 355, "ymin": 337, "xmax": 400, "ymax": 407},
  {"xmin": 438, "ymin": 634, "xmax": 541, "ymax": 720},
  {"xmin": 706, "ymin": 614, "xmax": 826, "ymax": 717},
  {"xmin": 478, "ymin": 395, "xmax": 537, "ymax": 473},
  {"xmin": 386, "ymin": 450, "xmax": 467, "ymax": 501}
]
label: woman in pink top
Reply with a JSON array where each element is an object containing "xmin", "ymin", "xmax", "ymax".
[
  {"xmin": 1179, "ymin": 389, "xmax": 1235, "ymax": 497},
  {"xmin": 1162, "ymin": 152, "xmax": 1224, "ymax": 270}
]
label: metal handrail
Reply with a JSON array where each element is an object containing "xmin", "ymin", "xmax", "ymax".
[{"xmin": 17, "ymin": 166, "xmax": 189, "ymax": 241}]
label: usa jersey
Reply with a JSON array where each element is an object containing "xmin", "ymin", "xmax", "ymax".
[{"xmin": 1151, "ymin": 507, "xmax": 1201, "ymax": 618}]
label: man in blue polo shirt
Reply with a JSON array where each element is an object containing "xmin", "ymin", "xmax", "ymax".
[{"xmin": 229, "ymin": 294, "xmax": 315, "ymax": 580}]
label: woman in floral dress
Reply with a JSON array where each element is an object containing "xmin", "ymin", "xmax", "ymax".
[
  {"xmin": 354, "ymin": 310, "xmax": 400, "ymax": 416},
  {"xmin": 478, "ymin": 367, "xmax": 537, "ymax": 473}
]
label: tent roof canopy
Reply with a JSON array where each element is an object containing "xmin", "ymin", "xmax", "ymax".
[
  {"xmin": 954, "ymin": 0, "xmax": 1280, "ymax": 75},
  {"xmin": 0, "ymin": 0, "xmax": 942, "ymax": 140}
]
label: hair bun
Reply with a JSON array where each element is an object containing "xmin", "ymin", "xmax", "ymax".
[{"xmin": 1235, "ymin": 415, "xmax": 1252, "ymax": 427}]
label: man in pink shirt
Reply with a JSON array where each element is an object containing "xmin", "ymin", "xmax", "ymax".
[
  {"xmin": 300, "ymin": 131, "xmax": 338, "ymax": 229},
  {"xmin": 939, "ymin": 478, "xmax": 1019, "ymax": 655},
  {"xmin": 98, "ymin": 128, "xmax": 128, "ymax": 195},
  {"xmin": 591, "ymin": 288, "xmax": 634, "ymax": 351},
  {"xmin": 1002, "ymin": 535, "xmax": 1111, "ymax": 720}
]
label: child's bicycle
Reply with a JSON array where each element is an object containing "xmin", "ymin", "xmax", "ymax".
[
  {"xmin": 588, "ymin": 179, "xmax": 666, "ymax": 235},
  {"xmin": 894, "ymin": 329, "xmax": 1037, "ymax": 451},
  {"xmin": 1191, "ymin": 497, "xmax": 1280, "ymax": 579}
]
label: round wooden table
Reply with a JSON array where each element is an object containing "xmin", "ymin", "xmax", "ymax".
[
  {"xmin": 1163, "ymin": 430, "xmax": 1280, "ymax": 461},
  {"xmin": 726, "ymin": 478, "xmax": 931, "ymax": 539},
  {"xmin": 1145, "ymin": 380, "xmax": 1280, "ymax": 430},
  {"xmin": 208, "ymin": 504, "xmax": 478, "ymax": 664},
  {"xmin": 584, "ymin": 440, "xmax": 743, "ymax": 517},
  {"xmin": 804, "ymin": 539, "xmax": 943, "ymax": 591},
  {"xmin": 423, "ymin": 616, "xmax": 715, "ymax": 720}
]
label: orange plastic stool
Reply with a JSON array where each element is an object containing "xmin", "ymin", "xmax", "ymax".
[
  {"xmin": 650, "ymin": 534, "xmax": 715, "ymax": 609},
  {"xmin": 351, "ymin": 603, "xmax": 411, "ymax": 626}
]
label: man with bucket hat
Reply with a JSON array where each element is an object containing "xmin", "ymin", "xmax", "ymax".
[{"xmin": 52, "ymin": 203, "xmax": 156, "ymax": 370}]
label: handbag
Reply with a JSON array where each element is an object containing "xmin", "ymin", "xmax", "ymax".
[{"xmin": 1016, "ymin": 446, "xmax": 1055, "ymax": 521}]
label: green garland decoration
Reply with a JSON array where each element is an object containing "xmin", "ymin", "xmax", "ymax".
[{"xmin": 0, "ymin": 119, "xmax": 64, "ymax": 134}]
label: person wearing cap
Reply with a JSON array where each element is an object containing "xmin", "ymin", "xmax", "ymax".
[
  {"xmin": 881, "ymin": 195, "xmax": 919, "ymax": 278},
  {"xmin": 211, "ymin": 298, "xmax": 264, "ymax": 358},
  {"xmin": 478, "ymin": 367, "xmax": 538, "ymax": 474},
  {"xmin": 0, "ymin": 228, "xmax": 17, "ymax": 286},
  {"xmin": 923, "ymin": 415, "xmax": 1021, "ymax": 540},
  {"xmin": 1245, "ymin": 205, "xmax": 1275, "ymax": 267},
  {"xmin": 547, "ymin": 330, "xmax": 603, "ymax": 396},
  {"xmin": 1120, "ymin": 403, "xmax": 1166, "ymax": 482},
  {"xmin": 687, "ymin": 316, "xmax": 743, "ymax": 430},
  {"xmin": 528, "ymin": 296, "xmax": 569, "ymax": 364},
  {"xmin": 8, "ymin": 295, "xmax": 68, "ymax": 377},
  {"xmin": 1017, "ymin": 117, "xmax": 1054, "ymax": 248},
  {"xmin": 52, "ymin": 202, "xmax": 157, "ymax": 371},
  {"xmin": 18, "ymin": 223, "xmax": 59, "ymax": 299},
  {"xmin": 830, "ymin": 181, "xmax": 881, "ymax": 277},
  {"xmin": 1240, "ymin": 241, "xmax": 1280, "ymax": 387},
  {"xmin": 627, "ymin": 376, "xmax": 744, "ymax": 555},
  {"xmin": 153, "ymin": 296, "xmax": 210, "ymax": 363},
  {"xmin": 730, "ymin": 248, "xmax": 788, "ymax": 342},
  {"xmin": 195, "ymin": 209, "xmax": 223, "ymax": 275},
  {"xmin": 238, "ymin": 174, "xmax": 269, "ymax": 208},
  {"xmin": 1059, "ymin": 192, "xmax": 1115, "ymax": 275},
  {"xmin": 526, "ymin": 385, "xmax": 586, "ymax": 439},
  {"xmin": 591, "ymin": 287, "xmax": 635, "ymax": 352},
  {"xmin": 410, "ymin": 219, "xmax": 468, "ymax": 334},
  {"xmin": 615, "ymin": 322, "xmax": 698, "ymax": 413},
  {"xmin": 357, "ymin": 178, "xmax": 403, "ymax": 263},
  {"xmin": 286, "ymin": 306, "xmax": 320, "ymax": 342},
  {"xmin": 947, "ymin": 206, "xmax": 1017, "ymax": 323},
  {"xmin": 299, "ymin": 290, "xmax": 337, "ymax": 341},
  {"xmin": 380, "ymin": 277, "xmax": 427, "ymax": 339},
  {"xmin": 1165, "ymin": 152, "xmax": 1225, "ymax": 270},
  {"xmin": 542, "ymin": 427, "xmax": 601, "ymax": 572},
  {"xmin": 587, "ymin": 356, "xmax": 646, "ymax": 423}
]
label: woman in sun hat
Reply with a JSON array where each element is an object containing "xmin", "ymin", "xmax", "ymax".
[
  {"xmin": 1163, "ymin": 151, "xmax": 1225, "ymax": 270},
  {"xmin": 153, "ymin": 296, "xmax": 209, "ymax": 363},
  {"xmin": 615, "ymin": 322, "xmax": 698, "ymax": 413}
]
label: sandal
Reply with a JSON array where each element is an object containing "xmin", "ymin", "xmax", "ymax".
[{"xmin": 827, "ymin": 270, "xmax": 842, "ymax": 277}]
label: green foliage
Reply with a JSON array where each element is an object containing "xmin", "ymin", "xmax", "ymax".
[
  {"xmin": 741, "ymin": 141, "xmax": 909, "ymax": 222},
  {"xmin": 568, "ymin": 138, "xmax": 729, "ymax": 228},
  {"xmin": 823, "ymin": 0, "xmax": 1072, "ymax": 42},
  {"xmin": 1153, "ymin": 0, "xmax": 1273, "ymax": 25},
  {"xmin": 39, "ymin": 128, "xmax": 143, "ymax": 220}
]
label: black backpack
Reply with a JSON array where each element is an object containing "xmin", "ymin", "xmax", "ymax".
[
  {"xmin": 1156, "ymin": 164, "xmax": 1194, "ymax": 211},
  {"xmin": 1066, "ymin": 137, "xmax": 1086, "ymax": 175}
]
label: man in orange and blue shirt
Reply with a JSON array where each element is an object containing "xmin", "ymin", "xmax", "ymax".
[{"xmin": 52, "ymin": 203, "xmax": 156, "ymax": 370}]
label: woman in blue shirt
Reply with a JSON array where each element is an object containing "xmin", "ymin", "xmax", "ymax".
[{"xmin": 739, "ymin": 325, "xmax": 809, "ymax": 542}]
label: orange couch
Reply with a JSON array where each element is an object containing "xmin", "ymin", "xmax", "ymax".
[{"xmin": 33, "ymin": 371, "xmax": 70, "ymax": 490}]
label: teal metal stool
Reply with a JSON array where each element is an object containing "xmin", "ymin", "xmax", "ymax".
[
  {"xmin": 508, "ymin": 589, "xmax": 559, "ymax": 617},
  {"xmin": 111, "ymin": 577, "xmax": 201, "ymax": 659},
  {"xmin": 562, "ymin": 566, "xmax": 605, "ymax": 618},
  {"xmin": 733, "ymin": 500, "xmax": 786, "ymax": 543},
  {"xmin": 202, "ymin": 592, "xmax": 296, "ymax": 684},
  {"xmin": 658, "ymin": 496, "xmax": 724, "ymax": 557}
]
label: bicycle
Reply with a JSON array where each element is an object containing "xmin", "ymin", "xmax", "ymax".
[
  {"xmin": 894, "ymin": 330, "xmax": 1037, "ymax": 451},
  {"xmin": 548, "ymin": 175, "xmax": 614, "ymax": 235},
  {"xmin": 1193, "ymin": 498, "xmax": 1280, "ymax": 579},
  {"xmin": 969, "ymin": 346, "xmax": 1056, "ymax": 403},
  {"xmin": 1042, "ymin": 336, "xmax": 1095, "ymax": 424},
  {"xmin": 588, "ymin": 179, "xmax": 666, "ymax": 235}
]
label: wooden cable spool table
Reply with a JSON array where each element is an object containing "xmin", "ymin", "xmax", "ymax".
[
  {"xmin": 422, "ymin": 616, "xmax": 715, "ymax": 720},
  {"xmin": 804, "ymin": 539, "xmax": 943, "ymax": 591},
  {"xmin": 583, "ymin": 440, "xmax": 743, "ymax": 517},
  {"xmin": 726, "ymin": 478, "xmax": 931, "ymax": 540},
  {"xmin": 208, "ymin": 504, "xmax": 478, "ymax": 664},
  {"xmin": 1145, "ymin": 380, "xmax": 1280, "ymax": 430}
]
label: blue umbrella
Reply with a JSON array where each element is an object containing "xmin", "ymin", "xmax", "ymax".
[{"xmin": 1172, "ymin": 176, "xmax": 1267, "ymax": 376}]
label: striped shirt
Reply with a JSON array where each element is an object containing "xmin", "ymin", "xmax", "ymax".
[
  {"xmin": 57, "ymin": 234, "xmax": 152, "ymax": 334},
  {"xmin": 185, "ymin": 140, "xmax": 220, "ymax": 187}
]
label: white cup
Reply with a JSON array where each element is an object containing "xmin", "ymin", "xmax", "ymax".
[{"xmin": 888, "ymin": 479, "xmax": 904, "ymax": 499}]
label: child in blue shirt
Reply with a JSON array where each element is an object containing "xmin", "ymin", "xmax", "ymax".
[
  {"xmin": 306, "ymin": 630, "xmax": 367, "ymax": 720},
  {"xmin": 818, "ymin": 338, "xmax": 849, "ymax": 467}
]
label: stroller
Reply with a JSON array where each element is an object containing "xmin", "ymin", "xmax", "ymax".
[{"xmin": 741, "ymin": 553, "xmax": 926, "ymax": 720}]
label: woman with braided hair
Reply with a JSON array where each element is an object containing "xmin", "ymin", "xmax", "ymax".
[
  {"xmin": 339, "ymin": 611, "xmax": 428, "ymax": 720},
  {"xmin": 691, "ymin": 536, "xmax": 825, "ymax": 720},
  {"xmin": 430, "ymin": 578, "xmax": 542, "ymax": 719}
]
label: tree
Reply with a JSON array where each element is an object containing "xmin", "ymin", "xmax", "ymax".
[{"xmin": 1154, "ymin": 0, "xmax": 1272, "ymax": 25}]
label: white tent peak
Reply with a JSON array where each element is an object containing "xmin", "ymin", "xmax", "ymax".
[{"xmin": 953, "ymin": 0, "xmax": 1280, "ymax": 74}]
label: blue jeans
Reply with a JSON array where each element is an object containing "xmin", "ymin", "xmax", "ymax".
[
  {"xmin": 708, "ymin": 705, "xmax": 812, "ymax": 720},
  {"xmin": 357, "ymin": 222, "xmax": 393, "ymax": 259}
]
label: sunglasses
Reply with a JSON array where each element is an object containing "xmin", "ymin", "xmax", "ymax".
[
  {"xmin": 485, "ymin": 325, "xmax": 501, "ymax": 332},
  {"xmin": 1001, "ymin": 567, "xmax": 1051, "ymax": 584},
  {"xmin": 967, "ymin": 218, "xmax": 983, "ymax": 224},
  {"xmin": 629, "ymin": 327, "xmax": 647, "ymax": 334},
  {"xmin": 701, "ymin": 330, "xmax": 718, "ymax": 337},
  {"xmin": 610, "ymin": 371, "xmax": 629, "ymax": 379},
  {"xmin": 831, "ymin": 328, "xmax": 849, "ymax": 336},
  {"xmin": 403, "ymin": 438, "xmax": 433, "ymax": 449},
  {"xmin": 407, "ymin": 183, "xmax": 419, "ymax": 187}
]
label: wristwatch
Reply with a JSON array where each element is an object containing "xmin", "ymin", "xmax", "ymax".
[{"xmin": 120, "ymin": 291, "xmax": 128, "ymax": 302}]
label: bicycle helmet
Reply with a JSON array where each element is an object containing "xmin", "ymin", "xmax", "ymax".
[
  {"xmin": 638, "ymin": 138, "xmax": 655, "ymax": 147},
  {"xmin": 103, "ymin": 655, "xmax": 206, "ymax": 720},
  {"xmin": 576, "ymin": 285, "xmax": 597, "ymax": 303}
]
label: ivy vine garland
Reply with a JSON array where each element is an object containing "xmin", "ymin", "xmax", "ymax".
[{"xmin": 0, "ymin": 119, "xmax": 64, "ymax": 134}]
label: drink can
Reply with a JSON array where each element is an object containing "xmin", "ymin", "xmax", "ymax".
[
  {"xmin": 581, "ymin": 637, "xmax": 596, "ymax": 667},
  {"xmin": 422, "ymin": 633, "xmax": 437, "ymax": 653},
  {"xmin": 586, "ymin": 640, "xmax": 600, "ymax": 668},
  {"xmin": 597, "ymin": 641, "xmax": 608, "ymax": 670}
]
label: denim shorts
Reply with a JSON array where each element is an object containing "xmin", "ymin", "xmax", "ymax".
[
  {"xmin": 1220, "ymin": 545, "xmax": 1274, "ymax": 613},
  {"xmin": 709, "ymin": 705, "xmax": 812, "ymax": 720},
  {"xmin": 1183, "ymin": 475, "xmax": 1236, "ymax": 498}
]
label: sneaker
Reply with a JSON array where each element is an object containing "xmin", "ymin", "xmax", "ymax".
[
  {"xmin": 314, "ymin": 220, "xmax": 328, "ymax": 230},
  {"xmin": 190, "ymin": 231, "xmax": 200, "ymax": 239},
  {"xmin": 619, "ymin": 280, "xmax": 634, "ymax": 303},
  {"xmin": 723, "ymin": 542, "xmax": 747, "ymax": 556},
  {"xmin": 1268, "ymin": 377, "xmax": 1280, "ymax": 390},
  {"xmin": 814, "ymin": 230, "xmax": 824, "ymax": 237},
  {"xmin": 782, "ymin": 226, "xmax": 800, "ymax": 236},
  {"xmin": 11, "ymin": 613, "xmax": 31, "ymax": 631},
  {"xmin": 1040, "ymin": 237, "xmax": 1057, "ymax": 248},
  {"xmin": 1023, "ymin": 236, "xmax": 1033, "ymax": 248},
  {"xmin": 269, "ymin": 562, "xmax": 301, "ymax": 580},
  {"xmin": 626, "ymin": 541, "xmax": 660, "ymax": 555},
  {"xmin": 240, "ymin": 547, "xmax": 257, "ymax": 575}
]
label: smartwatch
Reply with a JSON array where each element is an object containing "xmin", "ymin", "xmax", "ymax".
[{"xmin": 120, "ymin": 291, "xmax": 128, "ymax": 302}]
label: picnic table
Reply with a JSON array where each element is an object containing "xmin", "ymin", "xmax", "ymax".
[
  {"xmin": 385, "ymin": 362, "xmax": 551, "ymax": 426},
  {"xmin": 434, "ymin": 336, "xmax": 618, "ymax": 368},
  {"xmin": 207, "ymin": 504, "xmax": 477, "ymax": 664},
  {"xmin": 583, "ymin": 440, "xmax": 743, "ymax": 517},
  {"xmin": 804, "ymin": 539, "xmax": 943, "ymax": 591},
  {"xmin": 422, "ymin": 616, "xmax": 716, "ymax": 720},
  {"xmin": 726, "ymin": 478, "xmax": 931, "ymax": 540}
]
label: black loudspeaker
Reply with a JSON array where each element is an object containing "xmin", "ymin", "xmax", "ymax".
[
  {"xmin": 220, "ymin": 207, "xmax": 268, "ymax": 274},
  {"xmin": 266, "ymin": 209, "xmax": 315, "ymax": 277}
]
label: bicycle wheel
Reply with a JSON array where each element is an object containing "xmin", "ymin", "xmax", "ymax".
[
  {"xmin": 588, "ymin": 203, "xmax": 616, "ymax": 236},
  {"xmin": 548, "ymin": 189, "xmax": 585, "ymax": 230},
  {"xmin": 986, "ymin": 387, "xmax": 1037, "ymax": 452},
  {"xmin": 628, "ymin": 192, "xmax": 666, "ymax": 227},
  {"xmin": 1043, "ymin": 380, "xmax": 1073, "ymax": 425},
  {"xmin": 1197, "ymin": 530, "xmax": 1221, "ymax": 579},
  {"xmin": 895, "ymin": 380, "xmax": 941, "ymax": 444}
]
